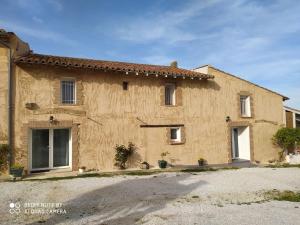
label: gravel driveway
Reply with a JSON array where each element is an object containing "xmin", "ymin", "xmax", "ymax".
[{"xmin": 0, "ymin": 167, "xmax": 300, "ymax": 225}]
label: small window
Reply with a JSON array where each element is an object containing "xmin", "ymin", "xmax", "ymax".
[
  {"xmin": 240, "ymin": 95, "xmax": 251, "ymax": 117},
  {"xmin": 123, "ymin": 81, "xmax": 128, "ymax": 90},
  {"xmin": 170, "ymin": 127, "xmax": 181, "ymax": 142},
  {"xmin": 165, "ymin": 83, "xmax": 175, "ymax": 105},
  {"xmin": 61, "ymin": 79, "xmax": 76, "ymax": 104}
]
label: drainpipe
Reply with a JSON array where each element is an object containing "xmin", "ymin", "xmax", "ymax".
[{"xmin": 0, "ymin": 40, "xmax": 13, "ymax": 173}]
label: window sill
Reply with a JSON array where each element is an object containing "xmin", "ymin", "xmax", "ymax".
[
  {"xmin": 170, "ymin": 141, "xmax": 185, "ymax": 145},
  {"xmin": 164, "ymin": 105, "xmax": 179, "ymax": 107},
  {"xmin": 240, "ymin": 116, "xmax": 252, "ymax": 118},
  {"xmin": 59, "ymin": 103, "xmax": 80, "ymax": 106}
]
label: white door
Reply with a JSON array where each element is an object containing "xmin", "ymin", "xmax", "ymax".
[
  {"xmin": 231, "ymin": 127, "xmax": 251, "ymax": 160},
  {"xmin": 30, "ymin": 128, "xmax": 71, "ymax": 171}
]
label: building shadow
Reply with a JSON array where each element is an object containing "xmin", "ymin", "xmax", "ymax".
[{"xmin": 27, "ymin": 173, "xmax": 206, "ymax": 225}]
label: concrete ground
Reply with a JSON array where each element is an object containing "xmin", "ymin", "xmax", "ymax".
[{"xmin": 0, "ymin": 167, "xmax": 300, "ymax": 225}]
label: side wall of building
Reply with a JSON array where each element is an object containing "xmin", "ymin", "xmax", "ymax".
[
  {"xmin": 206, "ymin": 67, "xmax": 283, "ymax": 163},
  {"xmin": 0, "ymin": 47, "xmax": 9, "ymax": 144}
]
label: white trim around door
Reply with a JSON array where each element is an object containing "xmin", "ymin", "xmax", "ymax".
[
  {"xmin": 231, "ymin": 126, "xmax": 251, "ymax": 160},
  {"xmin": 29, "ymin": 128, "xmax": 72, "ymax": 172}
]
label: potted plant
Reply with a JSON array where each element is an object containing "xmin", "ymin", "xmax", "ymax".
[
  {"xmin": 10, "ymin": 164, "xmax": 24, "ymax": 178},
  {"xmin": 198, "ymin": 158, "xmax": 206, "ymax": 166},
  {"xmin": 158, "ymin": 152, "xmax": 169, "ymax": 169},
  {"xmin": 140, "ymin": 161, "xmax": 150, "ymax": 170},
  {"xmin": 79, "ymin": 166, "xmax": 86, "ymax": 174}
]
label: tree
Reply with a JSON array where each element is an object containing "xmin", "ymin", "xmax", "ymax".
[{"xmin": 273, "ymin": 128, "xmax": 300, "ymax": 161}]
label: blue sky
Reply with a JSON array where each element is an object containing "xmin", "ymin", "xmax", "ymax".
[{"xmin": 1, "ymin": 0, "xmax": 299, "ymax": 108}]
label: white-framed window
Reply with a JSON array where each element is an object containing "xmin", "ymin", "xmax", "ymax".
[
  {"xmin": 165, "ymin": 83, "xmax": 175, "ymax": 105},
  {"xmin": 61, "ymin": 79, "xmax": 76, "ymax": 104},
  {"xmin": 240, "ymin": 95, "xmax": 251, "ymax": 117},
  {"xmin": 170, "ymin": 127, "xmax": 181, "ymax": 142}
]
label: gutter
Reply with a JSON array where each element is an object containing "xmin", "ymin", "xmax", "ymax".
[{"xmin": 0, "ymin": 40, "xmax": 13, "ymax": 172}]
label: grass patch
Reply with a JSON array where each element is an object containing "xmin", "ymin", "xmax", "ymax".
[
  {"xmin": 23, "ymin": 170, "xmax": 165, "ymax": 181},
  {"xmin": 24, "ymin": 173, "xmax": 114, "ymax": 181},
  {"xmin": 265, "ymin": 190, "xmax": 300, "ymax": 202},
  {"xmin": 265, "ymin": 163, "xmax": 300, "ymax": 168},
  {"xmin": 180, "ymin": 167, "xmax": 239, "ymax": 173},
  {"xmin": 122, "ymin": 170, "xmax": 162, "ymax": 176},
  {"xmin": 219, "ymin": 167, "xmax": 240, "ymax": 170},
  {"xmin": 21, "ymin": 165, "xmax": 241, "ymax": 181},
  {"xmin": 180, "ymin": 167, "xmax": 217, "ymax": 173}
]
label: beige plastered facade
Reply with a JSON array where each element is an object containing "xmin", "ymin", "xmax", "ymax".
[{"xmin": 0, "ymin": 39, "xmax": 285, "ymax": 174}]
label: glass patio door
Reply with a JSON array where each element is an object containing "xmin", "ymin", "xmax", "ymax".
[
  {"xmin": 31, "ymin": 128, "xmax": 70, "ymax": 171},
  {"xmin": 53, "ymin": 129, "xmax": 70, "ymax": 167},
  {"xmin": 32, "ymin": 129, "xmax": 50, "ymax": 169}
]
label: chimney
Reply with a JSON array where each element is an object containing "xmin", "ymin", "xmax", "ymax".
[{"xmin": 170, "ymin": 61, "xmax": 178, "ymax": 68}]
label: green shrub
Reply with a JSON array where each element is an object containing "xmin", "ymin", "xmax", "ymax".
[
  {"xmin": 273, "ymin": 128, "xmax": 300, "ymax": 160},
  {"xmin": 114, "ymin": 142, "xmax": 136, "ymax": 169},
  {"xmin": 160, "ymin": 151, "xmax": 169, "ymax": 160},
  {"xmin": 0, "ymin": 144, "xmax": 9, "ymax": 167},
  {"xmin": 11, "ymin": 163, "xmax": 24, "ymax": 170},
  {"xmin": 265, "ymin": 190, "xmax": 300, "ymax": 202}
]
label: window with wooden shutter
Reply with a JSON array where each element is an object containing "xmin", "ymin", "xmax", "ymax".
[
  {"xmin": 165, "ymin": 83, "xmax": 175, "ymax": 105},
  {"xmin": 240, "ymin": 95, "xmax": 251, "ymax": 117}
]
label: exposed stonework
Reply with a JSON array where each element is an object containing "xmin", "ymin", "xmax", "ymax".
[
  {"xmin": 237, "ymin": 91, "xmax": 255, "ymax": 119},
  {"xmin": 160, "ymin": 80, "xmax": 183, "ymax": 107},
  {"xmin": 53, "ymin": 76, "xmax": 84, "ymax": 106},
  {"xmin": 19, "ymin": 120, "xmax": 79, "ymax": 174},
  {"xmin": 165, "ymin": 126, "xmax": 186, "ymax": 145},
  {"xmin": 227, "ymin": 121, "xmax": 254, "ymax": 162}
]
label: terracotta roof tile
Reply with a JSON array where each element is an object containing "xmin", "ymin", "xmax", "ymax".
[{"xmin": 14, "ymin": 53, "xmax": 214, "ymax": 79}]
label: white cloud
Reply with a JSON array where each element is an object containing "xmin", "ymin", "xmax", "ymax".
[
  {"xmin": 0, "ymin": 20, "xmax": 77, "ymax": 46},
  {"xmin": 113, "ymin": 0, "xmax": 221, "ymax": 43},
  {"xmin": 32, "ymin": 16, "xmax": 43, "ymax": 24},
  {"xmin": 9, "ymin": 0, "xmax": 63, "ymax": 13},
  {"xmin": 46, "ymin": 0, "xmax": 63, "ymax": 12},
  {"xmin": 185, "ymin": 1, "xmax": 300, "ymax": 69},
  {"xmin": 141, "ymin": 55, "xmax": 174, "ymax": 66}
]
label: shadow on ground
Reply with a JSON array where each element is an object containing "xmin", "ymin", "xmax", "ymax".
[{"xmin": 28, "ymin": 173, "xmax": 206, "ymax": 225}]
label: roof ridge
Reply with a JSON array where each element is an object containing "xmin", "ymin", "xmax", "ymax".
[
  {"xmin": 15, "ymin": 52, "xmax": 214, "ymax": 79},
  {"xmin": 284, "ymin": 105, "xmax": 300, "ymax": 112},
  {"xmin": 26, "ymin": 53, "xmax": 177, "ymax": 69},
  {"xmin": 207, "ymin": 65, "xmax": 288, "ymax": 100}
]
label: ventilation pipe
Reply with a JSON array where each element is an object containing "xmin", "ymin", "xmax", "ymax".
[{"xmin": 170, "ymin": 61, "xmax": 178, "ymax": 68}]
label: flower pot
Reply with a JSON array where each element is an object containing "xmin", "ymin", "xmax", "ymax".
[
  {"xmin": 158, "ymin": 160, "xmax": 167, "ymax": 169},
  {"xmin": 78, "ymin": 168, "xmax": 85, "ymax": 174},
  {"xmin": 140, "ymin": 162, "xmax": 150, "ymax": 170},
  {"xmin": 198, "ymin": 160, "xmax": 205, "ymax": 167},
  {"xmin": 10, "ymin": 168, "xmax": 24, "ymax": 177}
]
